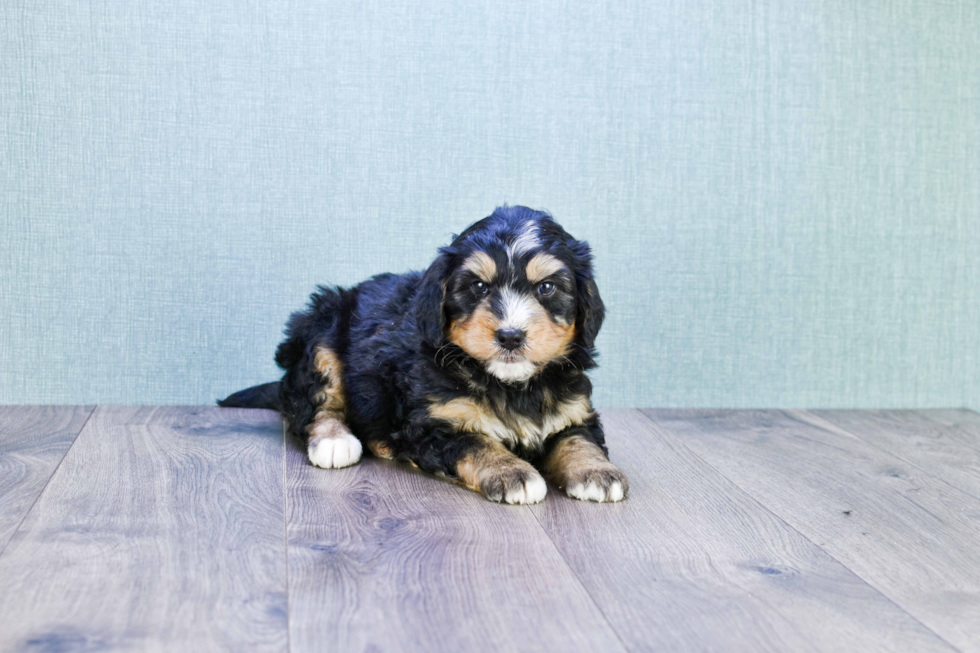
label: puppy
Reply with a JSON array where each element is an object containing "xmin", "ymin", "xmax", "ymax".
[{"xmin": 219, "ymin": 206, "xmax": 628, "ymax": 504}]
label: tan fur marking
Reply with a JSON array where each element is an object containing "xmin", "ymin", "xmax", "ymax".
[
  {"xmin": 429, "ymin": 394, "xmax": 594, "ymax": 451},
  {"xmin": 312, "ymin": 345, "xmax": 346, "ymax": 415},
  {"xmin": 367, "ymin": 441, "xmax": 394, "ymax": 459},
  {"xmin": 449, "ymin": 304, "xmax": 500, "ymax": 361},
  {"xmin": 542, "ymin": 434, "xmax": 628, "ymax": 501},
  {"xmin": 522, "ymin": 308, "xmax": 575, "ymax": 365},
  {"xmin": 545, "ymin": 395, "xmax": 595, "ymax": 433},
  {"xmin": 543, "ymin": 435, "xmax": 611, "ymax": 481},
  {"xmin": 525, "ymin": 252, "xmax": 566, "ymax": 284},
  {"xmin": 313, "ymin": 346, "xmax": 342, "ymax": 378},
  {"xmin": 456, "ymin": 437, "xmax": 535, "ymax": 493},
  {"xmin": 541, "ymin": 386, "xmax": 555, "ymax": 412},
  {"xmin": 430, "ymin": 396, "xmax": 512, "ymax": 442},
  {"xmin": 462, "ymin": 251, "xmax": 497, "ymax": 283}
]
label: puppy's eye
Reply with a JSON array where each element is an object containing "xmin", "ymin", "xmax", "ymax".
[
  {"xmin": 537, "ymin": 281, "xmax": 556, "ymax": 296},
  {"xmin": 472, "ymin": 281, "xmax": 490, "ymax": 295}
]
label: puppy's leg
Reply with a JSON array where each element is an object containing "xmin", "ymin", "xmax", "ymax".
[
  {"xmin": 306, "ymin": 345, "xmax": 362, "ymax": 469},
  {"xmin": 454, "ymin": 434, "xmax": 547, "ymax": 505},
  {"xmin": 307, "ymin": 414, "xmax": 362, "ymax": 469},
  {"xmin": 542, "ymin": 429, "xmax": 629, "ymax": 503},
  {"xmin": 366, "ymin": 440, "xmax": 394, "ymax": 459}
]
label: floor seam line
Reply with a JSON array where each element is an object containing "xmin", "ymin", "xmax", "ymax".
[
  {"xmin": 523, "ymin": 502, "xmax": 634, "ymax": 653},
  {"xmin": 0, "ymin": 405, "xmax": 97, "ymax": 560},
  {"xmin": 635, "ymin": 409, "xmax": 964, "ymax": 653}
]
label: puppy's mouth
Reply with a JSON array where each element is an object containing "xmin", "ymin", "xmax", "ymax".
[
  {"xmin": 496, "ymin": 350, "xmax": 526, "ymax": 364},
  {"xmin": 485, "ymin": 348, "xmax": 538, "ymax": 383}
]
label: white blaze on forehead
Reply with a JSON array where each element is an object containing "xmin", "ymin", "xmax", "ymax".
[
  {"xmin": 507, "ymin": 222, "xmax": 539, "ymax": 261},
  {"xmin": 498, "ymin": 288, "xmax": 537, "ymax": 331}
]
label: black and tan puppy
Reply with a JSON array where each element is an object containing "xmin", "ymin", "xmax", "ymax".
[{"xmin": 220, "ymin": 206, "xmax": 628, "ymax": 504}]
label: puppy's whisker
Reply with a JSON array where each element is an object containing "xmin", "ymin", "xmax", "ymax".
[
  {"xmin": 435, "ymin": 342, "xmax": 459, "ymax": 367},
  {"xmin": 554, "ymin": 354, "xmax": 574, "ymax": 368}
]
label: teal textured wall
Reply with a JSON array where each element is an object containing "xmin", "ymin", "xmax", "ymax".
[{"xmin": 2, "ymin": 1, "xmax": 978, "ymax": 408}]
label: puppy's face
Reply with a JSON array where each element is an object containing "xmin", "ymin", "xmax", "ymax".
[
  {"xmin": 445, "ymin": 247, "xmax": 575, "ymax": 382},
  {"xmin": 422, "ymin": 211, "xmax": 603, "ymax": 383}
]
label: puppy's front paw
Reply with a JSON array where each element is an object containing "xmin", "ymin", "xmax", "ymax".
[
  {"xmin": 543, "ymin": 435, "xmax": 629, "ymax": 503},
  {"xmin": 565, "ymin": 466, "xmax": 629, "ymax": 503},
  {"xmin": 308, "ymin": 421, "xmax": 363, "ymax": 469},
  {"xmin": 481, "ymin": 465, "xmax": 548, "ymax": 505}
]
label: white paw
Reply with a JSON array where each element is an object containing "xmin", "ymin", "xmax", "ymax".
[
  {"xmin": 503, "ymin": 472, "xmax": 548, "ymax": 505},
  {"xmin": 567, "ymin": 479, "xmax": 626, "ymax": 503},
  {"xmin": 308, "ymin": 432, "xmax": 363, "ymax": 469}
]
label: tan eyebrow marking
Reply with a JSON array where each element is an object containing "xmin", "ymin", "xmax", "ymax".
[
  {"xmin": 462, "ymin": 251, "xmax": 497, "ymax": 282},
  {"xmin": 525, "ymin": 252, "xmax": 566, "ymax": 284}
]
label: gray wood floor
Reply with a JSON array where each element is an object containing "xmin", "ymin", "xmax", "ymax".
[{"xmin": 1, "ymin": 407, "xmax": 978, "ymax": 652}]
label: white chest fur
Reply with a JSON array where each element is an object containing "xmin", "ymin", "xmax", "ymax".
[{"xmin": 429, "ymin": 394, "xmax": 594, "ymax": 451}]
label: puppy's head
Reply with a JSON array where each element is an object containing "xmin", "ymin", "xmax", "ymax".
[{"xmin": 417, "ymin": 206, "xmax": 604, "ymax": 383}]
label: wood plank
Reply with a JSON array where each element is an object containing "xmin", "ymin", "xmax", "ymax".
[
  {"xmin": 802, "ymin": 409, "xmax": 980, "ymax": 501},
  {"xmin": 644, "ymin": 408, "xmax": 980, "ymax": 652},
  {"xmin": 921, "ymin": 408, "xmax": 980, "ymax": 427},
  {"xmin": 0, "ymin": 406, "xmax": 288, "ymax": 653},
  {"xmin": 0, "ymin": 405, "xmax": 94, "ymax": 554},
  {"xmin": 917, "ymin": 409, "xmax": 980, "ymax": 452},
  {"xmin": 530, "ymin": 409, "xmax": 954, "ymax": 652},
  {"xmin": 285, "ymin": 436, "xmax": 627, "ymax": 653}
]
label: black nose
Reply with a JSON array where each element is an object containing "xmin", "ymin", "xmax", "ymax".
[{"xmin": 495, "ymin": 328, "xmax": 526, "ymax": 351}]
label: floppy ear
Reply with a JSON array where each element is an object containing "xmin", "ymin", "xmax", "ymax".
[
  {"xmin": 571, "ymin": 240, "xmax": 605, "ymax": 351},
  {"xmin": 416, "ymin": 250, "xmax": 453, "ymax": 348}
]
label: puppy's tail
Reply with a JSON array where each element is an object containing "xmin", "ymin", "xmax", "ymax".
[{"xmin": 217, "ymin": 382, "xmax": 281, "ymax": 411}]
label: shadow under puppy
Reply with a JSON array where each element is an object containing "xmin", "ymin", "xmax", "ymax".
[{"xmin": 220, "ymin": 206, "xmax": 628, "ymax": 504}]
